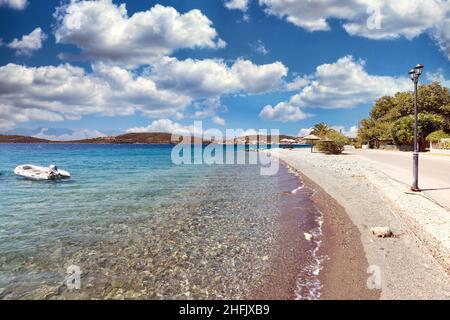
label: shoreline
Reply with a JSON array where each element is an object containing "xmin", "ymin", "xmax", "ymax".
[
  {"xmin": 251, "ymin": 163, "xmax": 323, "ymax": 299},
  {"xmin": 268, "ymin": 148, "xmax": 450, "ymax": 299},
  {"xmin": 297, "ymin": 168, "xmax": 380, "ymax": 300},
  {"xmin": 253, "ymin": 161, "xmax": 379, "ymax": 299}
]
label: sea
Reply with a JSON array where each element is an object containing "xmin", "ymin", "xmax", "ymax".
[{"xmin": 0, "ymin": 143, "xmax": 323, "ymax": 299}]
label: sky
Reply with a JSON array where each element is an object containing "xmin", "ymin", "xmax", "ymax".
[{"xmin": 0, "ymin": 0, "xmax": 449, "ymax": 140}]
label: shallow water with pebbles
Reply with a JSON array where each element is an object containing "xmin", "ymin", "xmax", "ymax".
[{"xmin": 0, "ymin": 144, "xmax": 321, "ymax": 299}]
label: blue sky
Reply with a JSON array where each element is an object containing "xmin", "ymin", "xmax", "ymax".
[{"xmin": 0, "ymin": 0, "xmax": 449, "ymax": 139}]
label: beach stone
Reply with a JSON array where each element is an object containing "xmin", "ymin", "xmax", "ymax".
[
  {"xmin": 111, "ymin": 278, "xmax": 126, "ymax": 288},
  {"xmin": 304, "ymin": 232, "xmax": 313, "ymax": 241},
  {"xmin": 0, "ymin": 288, "xmax": 12, "ymax": 299},
  {"xmin": 371, "ymin": 227, "xmax": 393, "ymax": 238},
  {"xmin": 36, "ymin": 285, "xmax": 63, "ymax": 299}
]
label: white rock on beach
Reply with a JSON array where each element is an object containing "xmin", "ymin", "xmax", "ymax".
[
  {"xmin": 370, "ymin": 227, "xmax": 393, "ymax": 238},
  {"xmin": 304, "ymin": 232, "xmax": 313, "ymax": 241}
]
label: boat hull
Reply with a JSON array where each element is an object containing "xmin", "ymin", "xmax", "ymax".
[{"xmin": 14, "ymin": 165, "xmax": 71, "ymax": 181}]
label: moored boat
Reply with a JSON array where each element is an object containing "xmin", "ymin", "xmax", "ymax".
[{"xmin": 14, "ymin": 164, "xmax": 71, "ymax": 181}]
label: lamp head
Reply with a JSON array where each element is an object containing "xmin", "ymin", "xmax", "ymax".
[
  {"xmin": 414, "ymin": 64, "xmax": 424, "ymax": 76},
  {"xmin": 409, "ymin": 69, "xmax": 416, "ymax": 81}
]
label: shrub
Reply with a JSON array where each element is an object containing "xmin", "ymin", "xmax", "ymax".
[
  {"xmin": 317, "ymin": 130, "xmax": 349, "ymax": 154},
  {"xmin": 426, "ymin": 130, "xmax": 450, "ymax": 142},
  {"xmin": 439, "ymin": 140, "xmax": 450, "ymax": 150},
  {"xmin": 391, "ymin": 113, "xmax": 447, "ymax": 151},
  {"xmin": 350, "ymin": 137, "xmax": 363, "ymax": 149}
]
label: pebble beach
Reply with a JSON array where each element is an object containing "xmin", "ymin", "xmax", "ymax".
[{"xmin": 268, "ymin": 148, "xmax": 450, "ymax": 299}]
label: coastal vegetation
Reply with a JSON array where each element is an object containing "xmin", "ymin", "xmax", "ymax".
[
  {"xmin": 316, "ymin": 130, "xmax": 349, "ymax": 154},
  {"xmin": 310, "ymin": 123, "xmax": 333, "ymax": 137},
  {"xmin": 358, "ymin": 82, "xmax": 450, "ymax": 151},
  {"xmin": 427, "ymin": 130, "xmax": 450, "ymax": 150},
  {"xmin": 310, "ymin": 123, "xmax": 349, "ymax": 154},
  {"xmin": 427, "ymin": 130, "xmax": 450, "ymax": 142}
]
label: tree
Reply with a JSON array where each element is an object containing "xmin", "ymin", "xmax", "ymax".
[
  {"xmin": 358, "ymin": 119, "xmax": 392, "ymax": 148},
  {"xmin": 426, "ymin": 130, "xmax": 450, "ymax": 142},
  {"xmin": 358, "ymin": 81, "xmax": 450, "ymax": 150},
  {"xmin": 311, "ymin": 122, "xmax": 332, "ymax": 137},
  {"xmin": 391, "ymin": 113, "xmax": 447, "ymax": 151},
  {"xmin": 419, "ymin": 81, "xmax": 450, "ymax": 118},
  {"xmin": 369, "ymin": 95, "xmax": 395, "ymax": 121},
  {"xmin": 317, "ymin": 130, "xmax": 349, "ymax": 154}
]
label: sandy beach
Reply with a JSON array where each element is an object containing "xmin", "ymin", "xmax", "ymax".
[{"xmin": 267, "ymin": 148, "xmax": 450, "ymax": 299}]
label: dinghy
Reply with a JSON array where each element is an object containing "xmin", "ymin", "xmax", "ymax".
[{"xmin": 14, "ymin": 164, "xmax": 71, "ymax": 181}]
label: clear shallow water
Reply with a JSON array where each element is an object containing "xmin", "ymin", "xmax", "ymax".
[
  {"xmin": 0, "ymin": 144, "xmax": 322, "ymax": 299},
  {"xmin": 0, "ymin": 144, "xmax": 283, "ymax": 299}
]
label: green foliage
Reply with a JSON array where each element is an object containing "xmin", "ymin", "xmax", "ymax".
[
  {"xmin": 391, "ymin": 113, "xmax": 446, "ymax": 149},
  {"xmin": 358, "ymin": 81, "xmax": 450, "ymax": 150},
  {"xmin": 350, "ymin": 137, "xmax": 363, "ymax": 149},
  {"xmin": 317, "ymin": 130, "xmax": 349, "ymax": 154},
  {"xmin": 419, "ymin": 82, "xmax": 450, "ymax": 116},
  {"xmin": 358, "ymin": 120, "xmax": 393, "ymax": 148},
  {"xmin": 427, "ymin": 130, "xmax": 450, "ymax": 142},
  {"xmin": 311, "ymin": 122, "xmax": 332, "ymax": 138},
  {"xmin": 440, "ymin": 140, "xmax": 450, "ymax": 150},
  {"xmin": 369, "ymin": 95, "xmax": 396, "ymax": 121}
]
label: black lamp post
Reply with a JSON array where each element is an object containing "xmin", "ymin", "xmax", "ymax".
[{"xmin": 409, "ymin": 64, "xmax": 424, "ymax": 192}]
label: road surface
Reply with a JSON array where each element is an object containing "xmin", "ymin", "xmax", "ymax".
[{"xmin": 353, "ymin": 149, "xmax": 450, "ymax": 210}]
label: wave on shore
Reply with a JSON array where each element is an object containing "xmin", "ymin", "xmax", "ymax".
[{"xmin": 285, "ymin": 165, "xmax": 326, "ymax": 300}]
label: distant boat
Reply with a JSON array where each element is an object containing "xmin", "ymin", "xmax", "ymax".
[{"xmin": 14, "ymin": 164, "xmax": 71, "ymax": 181}]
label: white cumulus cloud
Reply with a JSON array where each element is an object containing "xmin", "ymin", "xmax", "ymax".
[
  {"xmin": 0, "ymin": 63, "xmax": 192, "ymax": 130},
  {"xmin": 212, "ymin": 116, "xmax": 226, "ymax": 126},
  {"xmin": 224, "ymin": 0, "xmax": 249, "ymax": 11},
  {"xmin": 0, "ymin": 55, "xmax": 288, "ymax": 129},
  {"xmin": 149, "ymin": 57, "xmax": 288, "ymax": 97},
  {"xmin": 260, "ymin": 55, "xmax": 410, "ymax": 122},
  {"xmin": 426, "ymin": 70, "xmax": 450, "ymax": 88},
  {"xmin": 54, "ymin": 1, "xmax": 226, "ymax": 67},
  {"xmin": 258, "ymin": 0, "xmax": 450, "ymax": 60},
  {"xmin": 250, "ymin": 40, "xmax": 269, "ymax": 55},
  {"xmin": 7, "ymin": 28, "xmax": 47, "ymax": 56},
  {"xmin": 33, "ymin": 128, "xmax": 107, "ymax": 141},
  {"xmin": 331, "ymin": 125, "xmax": 359, "ymax": 138},
  {"xmin": 126, "ymin": 119, "xmax": 201, "ymax": 136},
  {"xmin": 231, "ymin": 58, "xmax": 287, "ymax": 93},
  {"xmin": 284, "ymin": 75, "xmax": 309, "ymax": 91},
  {"xmin": 290, "ymin": 55, "xmax": 410, "ymax": 109},
  {"xmin": 260, "ymin": 102, "xmax": 312, "ymax": 122},
  {"xmin": 0, "ymin": 0, "xmax": 27, "ymax": 10},
  {"xmin": 297, "ymin": 127, "xmax": 313, "ymax": 137}
]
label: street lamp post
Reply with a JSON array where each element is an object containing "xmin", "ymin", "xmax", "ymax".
[{"xmin": 409, "ymin": 64, "xmax": 424, "ymax": 192}]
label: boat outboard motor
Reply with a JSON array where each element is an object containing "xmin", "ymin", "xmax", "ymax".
[{"xmin": 49, "ymin": 165, "xmax": 59, "ymax": 179}]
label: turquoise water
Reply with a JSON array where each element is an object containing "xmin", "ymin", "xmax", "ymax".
[{"xmin": 0, "ymin": 143, "xmax": 288, "ymax": 299}]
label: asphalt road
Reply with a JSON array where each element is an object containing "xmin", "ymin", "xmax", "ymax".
[{"xmin": 353, "ymin": 149, "xmax": 450, "ymax": 210}]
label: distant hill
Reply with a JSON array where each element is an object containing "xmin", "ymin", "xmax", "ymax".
[
  {"xmin": 69, "ymin": 132, "xmax": 181, "ymax": 144},
  {"xmin": 0, "ymin": 135, "xmax": 52, "ymax": 143},
  {"xmin": 0, "ymin": 133, "xmax": 207, "ymax": 144},
  {"xmin": 0, "ymin": 132, "xmax": 298, "ymax": 144}
]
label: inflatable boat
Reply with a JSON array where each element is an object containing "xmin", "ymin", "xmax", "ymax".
[{"xmin": 14, "ymin": 164, "xmax": 71, "ymax": 181}]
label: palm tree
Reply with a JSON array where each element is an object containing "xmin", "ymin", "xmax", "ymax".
[{"xmin": 311, "ymin": 123, "xmax": 332, "ymax": 138}]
